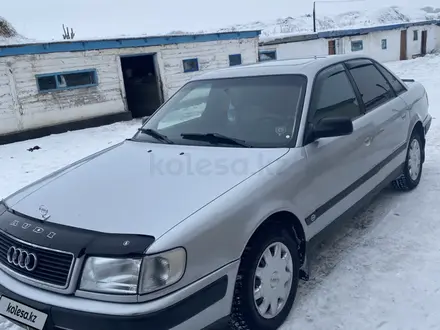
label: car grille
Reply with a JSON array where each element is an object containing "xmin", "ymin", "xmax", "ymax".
[{"xmin": 0, "ymin": 231, "xmax": 74, "ymax": 288}]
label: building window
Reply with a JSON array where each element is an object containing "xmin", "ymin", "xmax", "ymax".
[
  {"xmin": 229, "ymin": 54, "xmax": 242, "ymax": 66},
  {"xmin": 413, "ymin": 30, "xmax": 418, "ymax": 41},
  {"xmin": 259, "ymin": 50, "xmax": 277, "ymax": 62},
  {"xmin": 381, "ymin": 39, "xmax": 387, "ymax": 50},
  {"xmin": 183, "ymin": 58, "xmax": 199, "ymax": 73},
  {"xmin": 36, "ymin": 69, "xmax": 98, "ymax": 92},
  {"xmin": 351, "ymin": 40, "xmax": 363, "ymax": 52}
]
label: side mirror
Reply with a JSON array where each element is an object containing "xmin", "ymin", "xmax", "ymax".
[
  {"xmin": 141, "ymin": 116, "xmax": 149, "ymax": 125},
  {"xmin": 313, "ymin": 117, "xmax": 353, "ymax": 140}
]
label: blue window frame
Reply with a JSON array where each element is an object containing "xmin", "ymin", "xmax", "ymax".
[
  {"xmin": 183, "ymin": 58, "xmax": 199, "ymax": 73},
  {"xmin": 381, "ymin": 39, "xmax": 387, "ymax": 50},
  {"xmin": 258, "ymin": 50, "xmax": 277, "ymax": 62},
  {"xmin": 36, "ymin": 69, "xmax": 98, "ymax": 92},
  {"xmin": 351, "ymin": 40, "xmax": 363, "ymax": 52},
  {"xmin": 229, "ymin": 54, "xmax": 242, "ymax": 66}
]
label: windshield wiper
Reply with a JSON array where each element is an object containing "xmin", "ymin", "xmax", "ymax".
[
  {"xmin": 180, "ymin": 133, "xmax": 250, "ymax": 147},
  {"xmin": 138, "ymin": 128, "xmax": 174, "ymax": 144}
]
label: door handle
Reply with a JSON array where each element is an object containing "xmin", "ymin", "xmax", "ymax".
[
  {"xmin": 393, "ymin": 108, "xmax": 407, "ymax": 119},
  {"xmin": 364, "ymin": 137, "xmax": 372, "ymax": 146}
]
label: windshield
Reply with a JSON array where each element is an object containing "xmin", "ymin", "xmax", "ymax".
[{"xmin": 134, "ymin": 74, "xmax": 307, "ymax": 148}]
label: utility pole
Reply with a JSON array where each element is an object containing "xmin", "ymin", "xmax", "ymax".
[{"xmin": 313, "ymin": 2, "xmax": 316, "ymax": 33}]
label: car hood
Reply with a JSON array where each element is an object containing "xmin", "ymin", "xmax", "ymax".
[{"xmin": 4, "ymin": 140, "xmax": 288, "ymax": 238}]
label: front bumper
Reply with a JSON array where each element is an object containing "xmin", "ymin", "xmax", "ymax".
[{"xmin": 0, "ymin": 261, "xmax": 239, "ymax": 330}]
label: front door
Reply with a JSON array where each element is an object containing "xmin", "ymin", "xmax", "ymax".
[
  {"xmin": 421, "ymin": 30, "xmax": 428, "ymax": 55},
  {"xmin": 302, "ymin": 63, "xmax": 375, "ymax": 237},
  {"xmin": 328, "ymin": 40, "xmax": 336, "ymax": 55},
  {"xmin": 400, "ymin": 30, "xmax": 407, "ymax": 60}
]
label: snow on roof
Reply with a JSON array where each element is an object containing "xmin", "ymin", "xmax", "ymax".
[
  {"xmin": 260, "ymin": 19, "xmax": 440, "ymax": 45},
  {"xmin": 1, "ymin": 5, "xmax": 439, "ymax": 47}
]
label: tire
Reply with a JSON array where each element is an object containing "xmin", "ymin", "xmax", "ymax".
[
  {"xmin": 392, "ymin": 131, "xmax": 424, "ymax": 191},
  {"xmin": 229, "ymin": 227, "xmax": 300, "ymax": 330}
]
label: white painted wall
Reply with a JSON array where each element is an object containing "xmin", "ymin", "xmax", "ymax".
[
  {"xmin": 5, "ymin": 51, "xmax": 126, "ymax": 135},
  {"xmin": 436, "ymin": 26, "xmax": 440, "ymax": 50},
  {"xmin": 0, "ymin": 37, "xmax": 259, "ymax": 136},
  {"xmin": 260, "ymin": 23, "xmax": 440, "ymax": 63},
  {"xmin": 406, "ymin": 24, "xmax": 439, "ymax": 58},
  {"xmin": 157, "ymin": 38, "xmax": 259, "ymax": 99},
  {"xmin": 260, "ymin": 39, "xmax": 328, "ymax": 60},
  {"xmin": 0, "ymin": 60, "xmax": 18, "ymax": 135},
  {"xmin": 340, "ymin": 30, "xmax": 402, "ymax": 62}
]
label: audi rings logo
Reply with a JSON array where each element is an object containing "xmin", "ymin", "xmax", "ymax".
[{"xmin": 6, "ymin": 246, "xmax": 38, "ymax": 272}]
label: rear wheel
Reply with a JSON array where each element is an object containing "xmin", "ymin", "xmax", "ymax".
[
  {"xmin": 392, "ymin": 131, "xmax": 423, "ymax": 191},
  {"xmin": 229, "ymin": 227, "xmax": 300, "ymax": 330}
]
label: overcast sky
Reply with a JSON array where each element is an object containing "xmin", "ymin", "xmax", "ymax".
[{"xmin": 3, "ymin": 0, "xmax": 439, "ymax": 40}]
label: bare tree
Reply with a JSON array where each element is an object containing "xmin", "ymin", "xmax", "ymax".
[
  {"xmin": 0, "ymin": 16, "xmax": 18, "ymax": 38},
  {"xmin": 62, "ymin": 24, "xmax": 75, "ymax": 40}
]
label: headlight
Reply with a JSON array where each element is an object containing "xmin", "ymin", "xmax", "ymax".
[
  {"xmin": 79, "ymin": 248, "xmax": 186, "ymax": 295},
  {"xmin": 139, "ymin": 247, "xmax": 186, "ymax": 294},
  {"xmin": 79, "ymin": 257, "xmax": 141, "ymax": 294}
]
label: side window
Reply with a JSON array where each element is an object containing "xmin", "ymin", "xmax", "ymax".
[
  {"xmin": 346, "ymin": 59, "xmax": 395, "ymax": 112},
  {"xmin": 310, "ymin": 64, "xmax": 362, "ymax": 123},
  {"xmin": 375, "ymin": 63, "xmax": 406, "ymax": 96}
]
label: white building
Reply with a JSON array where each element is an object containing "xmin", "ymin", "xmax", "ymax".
[
  {"xmin": 0, "ymin": 30, "xmax": 260, "ymax": 143},
  {"xmin": 259, "ymin": 20, "xmax": 440, "ymax": 63}
]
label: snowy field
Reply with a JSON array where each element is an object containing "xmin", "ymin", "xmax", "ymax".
[{"xmin": 0, "ymin": 54, "xmax": 439, "ymax": 329}]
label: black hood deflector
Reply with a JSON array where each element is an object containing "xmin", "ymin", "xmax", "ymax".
[{"xmin": 0, "ymin": 207, "xmax": 155, "ymax": 258}]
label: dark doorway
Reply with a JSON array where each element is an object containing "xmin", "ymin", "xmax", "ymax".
[
  {"xmin": 120, "ymin": 54, "xmax": 163, "ymax": 118},
  {"xmin": 421, "ymin": 30, "xmax": 428, "ymax": 55},
  {"xmin": 400, "ymin": 30, "xmax": 407, "ymax": 60},
  {"xmin": 328, "ymin": 40, "xmax": 336, "ymax": 55}
]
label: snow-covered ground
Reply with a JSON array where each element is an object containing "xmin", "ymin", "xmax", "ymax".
[{"xmin": 0, "ymin": 54, "xmax": 439, "ymax": 329}]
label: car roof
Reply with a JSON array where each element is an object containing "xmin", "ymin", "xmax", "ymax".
[{"xmin": 191, "ymin": 54, "xmax": 372, "ymax": 81}]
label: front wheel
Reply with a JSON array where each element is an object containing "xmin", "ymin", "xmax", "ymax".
[
  {"xmin": 392, "ymin": 131, "xmax": 424, "ymax": 191},
  {"xmin": 229, "ymin": 228, "xmax": 300, "ymax": 330}
]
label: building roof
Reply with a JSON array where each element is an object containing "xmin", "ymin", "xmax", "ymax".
[
  {"xmin": 260, "ymin": 19, "xmax": 440, "ymax": 46},
  {"xmin": 192, "ymin": 54, "xmax": 367, "ymax": 80},
  {"xmin": 0, "ymin": 30, "xmax": 261, "ymax": 58}
]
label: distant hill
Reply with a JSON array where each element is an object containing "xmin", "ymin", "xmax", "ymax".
[
  {"xmin": 166, "ymin": 6, "xmax": 440, "ymax": 41},
  {"xmin": 1, "ymin": 6, "xmax": 440, "ymax": 46}
]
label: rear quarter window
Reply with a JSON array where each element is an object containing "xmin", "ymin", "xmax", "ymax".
[
  {"xmin": 374, "ymin": 63, "xmax": 407, "ymax": 96},
  {"xmin": 346, "ymin": 59, "xmax": 395, "ymax": 112}
]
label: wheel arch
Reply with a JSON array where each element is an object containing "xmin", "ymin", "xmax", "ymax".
[
  {"xmin": 411, "ymin": 120, "xmax": 425, "ymax": 163},
  {"xmin": 242, "ymin": 211, "xmax": 307, "ymax": 267}
]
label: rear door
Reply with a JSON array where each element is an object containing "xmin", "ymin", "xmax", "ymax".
[
  {"xmin": 345, "ymin": 59, "xmax": 410, "ymax": 173},
  {"xmin": 303, "ymin": 63, "xmax": 376, "ymax": 237}
]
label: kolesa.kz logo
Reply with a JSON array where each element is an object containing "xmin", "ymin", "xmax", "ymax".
[{"xmin": 6, "ymin": 302, "xmax": 37, "ymax": 323}]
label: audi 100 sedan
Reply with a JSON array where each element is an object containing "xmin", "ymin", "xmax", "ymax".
[{"xmin": 0, "ymin": 54, "xmax": 431, "ymax": 330}]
